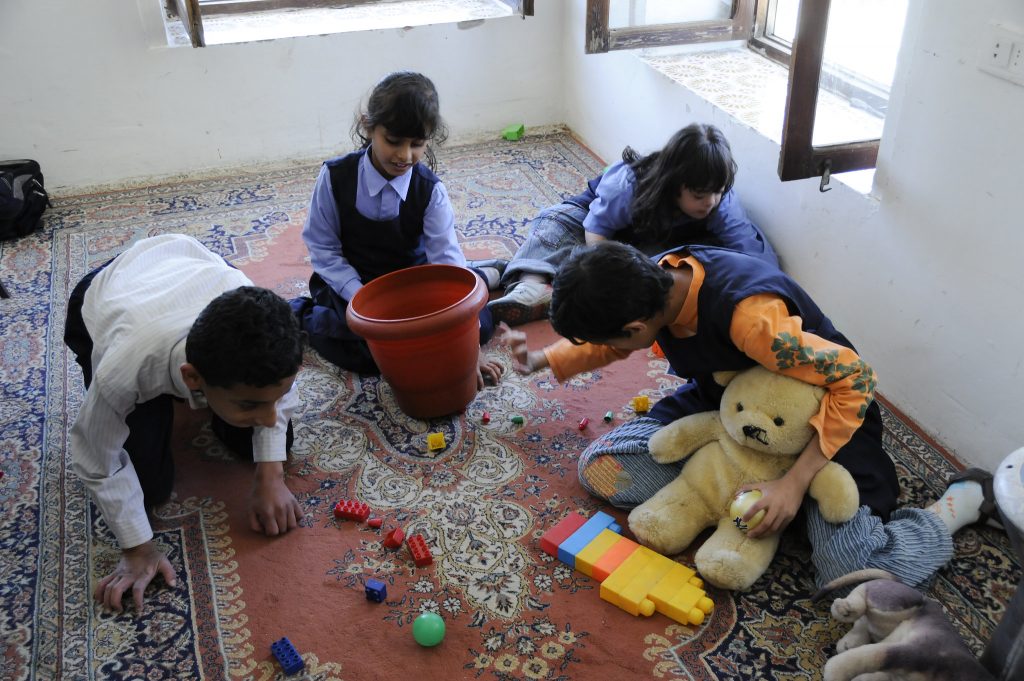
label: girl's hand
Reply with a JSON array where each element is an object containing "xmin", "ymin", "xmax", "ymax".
[
  {"xmin": 494, "ymin": 322, "xmax": 548, "ymax": 374},
  {"xmin": 477, "ymin": 356, "xmax": 504, "ymax": 389}
]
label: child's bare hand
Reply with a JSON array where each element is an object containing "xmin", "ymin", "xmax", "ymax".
[
  {"xmin": 476, "ymin": 355, "xmax": 504, "ymax": 389},
  {"xmin": 494, "ymin": 322, "xmax": 547, "ymax": 374}
]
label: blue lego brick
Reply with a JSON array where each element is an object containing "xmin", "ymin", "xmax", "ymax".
[
  {"xmin": 365, "ymin": 577, "xmax": 387, "ymax": 602},
  {"xmin": 271, "ymin": 636, "xmax": 304, "ymax": 675},
  {"xmin": 557, "ymin": 511, "xmax": 622, "ymax": 567}
]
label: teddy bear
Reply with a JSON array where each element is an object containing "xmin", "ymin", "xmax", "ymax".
[{"xmin": 627, "ymin": 365, "xmax": 860, "ymax": 591}]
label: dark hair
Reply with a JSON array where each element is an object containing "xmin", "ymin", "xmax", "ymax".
[
  {"xmin": 549, "ymin": 241, "xmax": 674, "ymax": 345},
  {"xmin": 352, "ymin": 71, "xmax": 449, "ymax": 170},
  {"xmin": 624, "ymin": 123, "xmax": 737, "ymax": 244},
  {"xmin": 186, "ymin": 286, "xmax": 304, "ymax": 388}
]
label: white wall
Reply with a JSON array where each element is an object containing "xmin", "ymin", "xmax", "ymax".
[
  {"xmin": 0, "ymin": 1, "xmax": 566, "ymax": 189},
  {"xmin": 563, "ymin": 0, "xmax": 1024, "ymax": 470}
]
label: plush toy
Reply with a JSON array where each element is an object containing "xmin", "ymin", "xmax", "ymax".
[{"xmin": 628, "ymin": 365, "xmax": 860, "ymax": 590}]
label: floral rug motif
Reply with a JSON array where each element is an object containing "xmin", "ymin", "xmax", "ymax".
[{"xmin": 0, "ymin": 130, "xmax": 1017, "ymax": 680}]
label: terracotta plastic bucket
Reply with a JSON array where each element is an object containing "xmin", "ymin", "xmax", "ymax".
[{"xmin": 346, "ymin": 264, "xmax": 487, "ymax": 419}]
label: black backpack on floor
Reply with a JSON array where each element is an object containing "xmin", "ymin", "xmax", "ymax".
[{"xmin": 1, "ymin": 159, "xmax": 51, "ymax": 241}]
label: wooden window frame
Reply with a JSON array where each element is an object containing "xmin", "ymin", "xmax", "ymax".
[
  {"xmin": 584, "ymin": 0, "xmax": 881, "ymax": 183},
  {"xmin": 173, "ymin": 0, "xmax": 533, "ymax": 48},
  {"xmin": 585, "ymin": 0, "xmax": 754, "ymax": 54}
]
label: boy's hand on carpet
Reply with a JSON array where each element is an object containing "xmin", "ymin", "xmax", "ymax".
[
  {"xmin": 250, "ymin": 461, "xmax": 303, "ymax": 536},
  {"xmin": 477, "ymin": 355, "xmax": 504, "ymax": 389},
  {"xmin": 495, "ymin": 322, "xmax": 547, "ymax": 374},
  {"xmin": 95, "ymin": 540, "xmax": 176, "ymax": 615}
]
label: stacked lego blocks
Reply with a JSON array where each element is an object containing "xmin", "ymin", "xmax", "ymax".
[{"xmin": 541, "ymin": 512, "xmax": 714, "ymax": 626}]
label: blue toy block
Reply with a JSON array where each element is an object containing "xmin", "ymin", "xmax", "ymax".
[
  {"xmin": 365, "ymin": 577, "xmax": 387, "ymax": 602},
  {"xmin": 557, "ymin": 511, "xmax": 622, "ymax": 567},
  {"xmin": 271, "ymin": 636, "xmax": 304, "ymax": 675}
]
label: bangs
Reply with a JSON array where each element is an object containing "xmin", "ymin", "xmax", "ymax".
[{"xmin": 679, "ymin": 143, "xmax": 735, "ymax": 193}]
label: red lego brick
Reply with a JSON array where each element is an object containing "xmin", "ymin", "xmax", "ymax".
[
  {"xmin": 383, "ymin": 527, "xmax": 405, "ymax": 549},
  {"xmin": 482, "ymin": 411, "xmax": 491, "ymax": 424},
  {"xmin": 367, "ymin": 516, "xmax": 384, "ymax": 529},
  {"xmin": 333, "ymin": 499, "xmax": 370, "ymax": 522},
  {"xmin": 539, "ymin": 513, "xmax": 589, "ymax": 557},
  {"xmin": 406, "ymin": 533, "xmax": 433, "ymax": 567},
  {"xmin": 578, "ymin": 417, "xmax": 590, "ymax": 430}
]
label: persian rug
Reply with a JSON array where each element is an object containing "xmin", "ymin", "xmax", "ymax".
[{"xmin": 0, "ymin": 130, "xmax": 1018, "ymax": 680}]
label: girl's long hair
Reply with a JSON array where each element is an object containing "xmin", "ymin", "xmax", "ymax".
[
  {"xmin": 625, "ymin": 123, "xmax": 737, "ymax": 244},
  {"xmin": 352, "ymin": 71, "xmax": 449, "ymax": 170}
]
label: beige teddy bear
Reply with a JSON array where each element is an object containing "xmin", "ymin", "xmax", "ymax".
[{"xmin": 628, "ymin": 366, "xmax": 860, "ymax": 591}]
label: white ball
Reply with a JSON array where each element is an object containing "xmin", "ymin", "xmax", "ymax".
[{"xmin": 730, "ymin": 489, "xmax": 765, "ymax": 532}]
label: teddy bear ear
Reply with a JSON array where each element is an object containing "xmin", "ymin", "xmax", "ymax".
[{"xmin": 712, "ymin": 370, "xmax": 740, "ymax": 386}]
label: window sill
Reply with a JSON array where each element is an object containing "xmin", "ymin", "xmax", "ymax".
[
  {"xmin": 639, "ymin": 46, "xmax": 881, "ymax": 194},
  {"xmin": 165, "ymin": 0, "xmax": 513, "ymax": 47}
]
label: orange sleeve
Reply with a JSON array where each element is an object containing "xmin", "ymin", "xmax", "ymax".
[
  {"xmin": 729, "ymin": 294, "xmax": 877, "ymax": 458},
  {"xmin": 544, "ymin": 338, "xmax": 633, "ymax": 383}
]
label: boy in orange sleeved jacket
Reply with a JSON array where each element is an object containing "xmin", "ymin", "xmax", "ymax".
[{"xmin": 502, "ymin": 241, "xmax": 995, "ymax": 589}]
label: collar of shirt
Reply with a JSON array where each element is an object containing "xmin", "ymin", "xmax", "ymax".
[
  {"xmin": 169, "ymin": 336, "xmax": 208, "ymax": 408},
  {"xmin": 361, "ymin": 146, "xmax": 412, "ymax": 201}
]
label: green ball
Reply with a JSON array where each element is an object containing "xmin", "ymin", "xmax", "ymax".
[{"xmin": 412, "ymin": 612, "xmax": 445, "ymax": 647}]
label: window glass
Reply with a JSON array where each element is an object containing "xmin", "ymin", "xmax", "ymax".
[{"xmin": 608, "ymin": 0, "xmax": 730, "ymax": 29}]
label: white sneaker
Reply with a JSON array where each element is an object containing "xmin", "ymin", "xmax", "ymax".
[{"xmin": 487, "ymin": 279, "xmax": 553, "ymax": 326}]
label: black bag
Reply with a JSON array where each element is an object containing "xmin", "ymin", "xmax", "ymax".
[{"xmin": 0, "ymin": 159, "xmax": 51, "ymax": 241}]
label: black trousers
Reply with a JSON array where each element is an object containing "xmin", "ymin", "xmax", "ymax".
[{"xmin": 64, "ymin": 264, "xmax": 292, "ymax": 508}]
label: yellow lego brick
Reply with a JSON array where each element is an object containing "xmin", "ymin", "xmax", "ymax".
[
  {"xmin": 649, "ymin": 566, "xmax": 715, "ymax": 626},
  {"xmin": 426, "ymin": 432, "xmax": 446, "ymax": 451},
  {"xmin": 600, "ymin": 547, "xmax": 674, "ymax": 617},
  {"xmin": 574, "ymin": 529, "xmax": 623, "ymax": 579}
]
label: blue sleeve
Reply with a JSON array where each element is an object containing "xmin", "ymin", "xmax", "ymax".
[
  {"xmin": 301, "ymin": 164, "xmax": 364, "ymax": 301},
  {"xmin": 707, "ymin": 190, "xmax": 779, "ymax": 267},
  {"xmin": 421, "ymin": 182, "xmax": 466, "ymax": 266},
  {"xmin": 581, "ymin": 162, "xmax": 636, "ymax": 239}
]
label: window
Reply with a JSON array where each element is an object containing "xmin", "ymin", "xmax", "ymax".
[
  {"xmin": 585, "ymin": 0, "xmax": 909, "ymax": 184},
  {"xmin": 169, "ymin": 0, "xmax": 533, "ymax": 48}
]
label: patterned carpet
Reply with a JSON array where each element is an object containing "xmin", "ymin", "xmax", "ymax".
[{"xmin": 0, "ymin": 130, "xmax": 1018, "ymax": 680}]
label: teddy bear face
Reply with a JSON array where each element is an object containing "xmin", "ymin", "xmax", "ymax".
[{"xmin": 719, "ymin": 366, "xmax": 826, "ymax": 456}]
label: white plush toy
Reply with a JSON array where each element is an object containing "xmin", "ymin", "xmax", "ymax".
[{"xmin": 628, "ymin": 366, "xmax": 860, "ymax": 590}]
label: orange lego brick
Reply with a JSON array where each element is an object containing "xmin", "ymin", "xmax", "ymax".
[{"xmin": 590, "ymin": 534, "xmax": 641, "ymax": 582}]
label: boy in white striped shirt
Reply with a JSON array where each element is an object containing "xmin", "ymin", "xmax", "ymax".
[{"xmin": 64, "ymin": 233, "xmax": 305, "ymax": 614}]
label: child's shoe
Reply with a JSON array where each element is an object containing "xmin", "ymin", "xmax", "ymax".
[
  {"xmin": 487, "ymin": 279, "xmax": 552, "ymax": 326},
  {"xmin": 466, "ymin": 258, "xmax": 509, "ymax": 291}
]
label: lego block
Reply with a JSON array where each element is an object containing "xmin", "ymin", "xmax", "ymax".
[
  {"xmin": 574, "ymin": 529, "xmax": 622, "ymax": 579},
  {"xmin": 502, "ymin": 123, "xmax": 525, "ymax": 141},
  {"xmin": 383, "ymin": 527, "xmax": 405, "ymax": 549},
  {"xmin": 481, "ymin": 411, "xmax": 491, "ymax": 424},
  {"xmin": 557, "ymin": 511, "xmax": 622, "ymax": 568},
  {"xmin": 365, "ymin": 578, "xmax": 387, "ymax": 602},
  {"xmin": 367, "ymin": 516, "xmax": 384, "ymax": 529},
  {"xmin": 589, "ymin": 533, "xmax": 641, "ymax": 582},
  {"xmin": 539, "ymin": 513, "xmax": 589, "ymax": 557},
  {"xmin": 600, "ymin": 547, "xmax": 674, "ymax": 617},
  {"xmin": 427, "ymin": 432, "xmax": 447, "ymax": 451},
  {"xmin": 407, "ymin": 533, "xmax": 433, "ymax": 567},
  {"xmin": 334, "ymin": 499, "xmax": 370, "ymax": 522},
  {"xmin": 649, "ymin": 568, "xmax": 714, "ymax": 626},
  {"xmin": 631, "ymin": 395, "xmax": 650, "ymax": 413},
  {"xmin": 510, "ymin": 414, "xmax": 525, "ymax": 425},
  {"xmin": 578, "ymin": 417, "xmax": 590, "ymax": 430},
  {"xmin": 603, "ymin": 410, "xmax": 614, "ymax": 423},
  {"xmin": 271, "ymin": 637, "xmax": 304, "ymax": 675}
]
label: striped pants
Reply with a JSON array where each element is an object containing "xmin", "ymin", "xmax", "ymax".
[{"xmin": 578, "ymin": 417, "xmax": 954, "ymax": 589}]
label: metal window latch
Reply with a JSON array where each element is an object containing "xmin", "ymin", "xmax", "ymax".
[{"xmin": 819, "ymin": 159, "xmax": 832, "ymax": 193}]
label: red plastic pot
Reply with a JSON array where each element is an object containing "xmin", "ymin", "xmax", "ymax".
[{"xmin": 346, "ymin": 264, "xmax": 486, "ymax": 419}]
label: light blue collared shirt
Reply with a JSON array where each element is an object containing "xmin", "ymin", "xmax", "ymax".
[{"xmin": 302, "ymin": 149, "xmax": 465, "ymax": 301}]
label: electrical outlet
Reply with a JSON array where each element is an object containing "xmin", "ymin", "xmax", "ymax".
[
  {"xmin": 1010, "ymin": 42, "xmax": 1024, "ymax": 72},
  {"xmin": 979, "ymin": 23, "xmax": 1024, "ymax": 86}
]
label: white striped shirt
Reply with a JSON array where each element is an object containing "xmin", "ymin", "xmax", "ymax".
[{"xmin": 70, "ymin": 233, "xmax": 298, "ymax": 549}]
